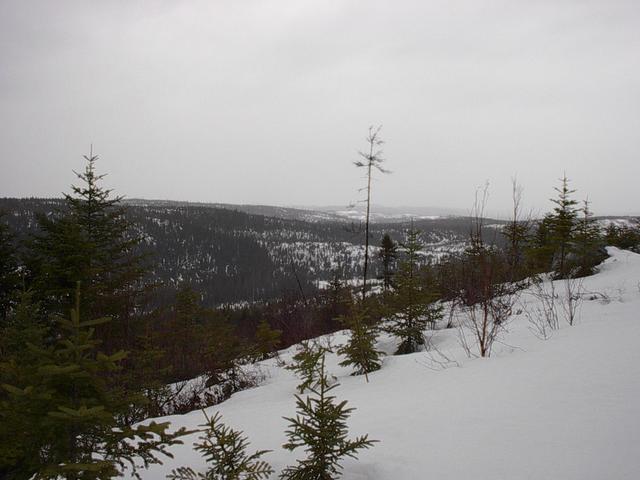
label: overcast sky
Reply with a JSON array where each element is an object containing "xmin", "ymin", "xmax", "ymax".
[{"xmin": 1, "ymin": 0, "xmax": 639, "ymax": 217}]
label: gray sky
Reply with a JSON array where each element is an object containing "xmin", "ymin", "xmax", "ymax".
[{"xmin": 1, "ymin": 0, "xmax": 639, "ymax": 217}]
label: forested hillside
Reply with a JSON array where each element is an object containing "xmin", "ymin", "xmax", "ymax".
[{"xmin": 0, "ymin": 197, "xmax": 483, "ymax": 306}]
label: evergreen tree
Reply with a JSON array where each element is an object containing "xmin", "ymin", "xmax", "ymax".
[
  {"xmin": 337, "ymin": 306, "xmax": 381, "ymax": 378},
  {"xmin": 27, "ymin": 150, "xmax": 147, "ymax": 349},
  {"xmin": 253, "ymin": 319, "xmax": 282, "ymax": 361},
  {"xmin": 384, "ymin": 229, "xmax": 442, "ymax": 354},
  {"xmin": 0, "ymin": 292, "xmax": 48, "ymax": 478},
  {"xmin": 605, "ymin": 221, "xmax": 640, "ymax": 252},
  {"xmin": 120, "ymin": 332, "xmax": 174, "ymax": 422},
  {"xmin": 548, "ymin": 175, "xmax": 579, "ymax": 277},
  {"xmin": 168, "ymin": 411, "xmax": 273, "ymax": 480},
  {"xmin": 377, "ymin": 234, "xmax": 397, "ymax": 291},
  {"xmin": 570, "ymin": 199, "xmax": 605, "ymax": 276},
  {"xmin": 319, "ymin": 269, "xmax": 351, "ymax": 332},
  {"xmin": 280, "ymin": 355, "xmax": 376, "ymax": 480},
  {"xmin": 22, "ymin": 151, "xmax": 168, "ymax": 424},
  {"xmin": 0, "ymin": 286, "xmax": 187, "ymax": 479},
  {"xmin": 204, "ymin": 316, "xmax": 250, "ymax": 395},
  {"xmin": 0, "ymin": 291, "xmax": 46, "ymax": 366},
  {"xmin": 525, "ymin": 214, "xmax": 555, "ymax": 273},
  {"xmin": 287, "ymin": 341, "xmax": 331, "ymax": 394},
  {"xmin": 169, "ymin": 286, "xmax": 205, "ymax": 380}
]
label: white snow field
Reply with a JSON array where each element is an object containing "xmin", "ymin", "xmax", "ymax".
[{"xmin": 132, "ymin": 247, "xmax": 640, "ymax": 480}]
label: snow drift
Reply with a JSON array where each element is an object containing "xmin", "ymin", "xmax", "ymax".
[{"xmin": 130, "ymin": 247, "xmax": 640, "ymax": 480}]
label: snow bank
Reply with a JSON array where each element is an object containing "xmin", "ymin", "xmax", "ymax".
[{"xmin": 131, "ymin": 247, "xmax": 640, "ymax": 480}]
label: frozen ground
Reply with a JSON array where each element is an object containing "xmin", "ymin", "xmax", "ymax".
[{"xmin": 130, "ymin": 247, "xmax": 640, "ymax": 480}]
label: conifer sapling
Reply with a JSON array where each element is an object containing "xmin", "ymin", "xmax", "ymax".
[
  {"xmin": 286, "ymin": 341, "xmax": 332, "ymax": 394},
  {"xmin": 280, "ymin": 355, "xmax": 376, "ymax": 480},
  {"xmin": 337, "ymin": 306, "xmax": 381, "ymax": 379},
  {"xmin": 168, "ymin": 411, "xmax": 273, "ymax": 480}
]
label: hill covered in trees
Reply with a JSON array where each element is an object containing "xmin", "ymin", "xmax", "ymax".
[{"xmin": 0, "ymin": 197, "xmax": 486, "ymax": 307}]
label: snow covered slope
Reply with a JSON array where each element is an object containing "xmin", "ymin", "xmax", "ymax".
[{"xmin": 132, "ymin": 247, "xmax": 640, "ymax": 480}]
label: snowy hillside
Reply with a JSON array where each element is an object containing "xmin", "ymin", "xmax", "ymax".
[{"xmin": 130, "ymin": 247, "xmax": 640, "ymax": 480}]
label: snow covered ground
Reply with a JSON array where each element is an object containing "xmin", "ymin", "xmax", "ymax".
[{"xmin": 131, "ymin": 247, "xmax": 640, "ymax": 480}]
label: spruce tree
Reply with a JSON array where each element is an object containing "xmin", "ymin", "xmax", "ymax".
[
  {"xmin": 253, "ymin": 319, "xmax": 282, "ymax": 361},
  {"xmin": 0, "ymin": 286, "xmax": 187, "ymax": 479},
  {"xmin": 337, "ymin": 306, "xmax": 381, "ymax": 378},
  {"xmin": 384, "ymin": 229, "xmax": 442, "ymax": 355},
  {"xmin": 571, "ymin": 199, "xmax": 604, "ymax": 276},
  {"xmin": 204, "ymin": 316, "xmax": 250, "ymax": 395},
  {"xmin": 525, "ymin": 214, "xmax": 556, "ymax": 273},
  {"xmin": 280, "ymin": 355, "xmax": 376, "ymax": 480},
  {"xmin": 168, "ymin": 411, "xmax": 273, "ymax": 480},
  {"xmin": 378, "ymin": 234, "xmax": 397, "ymax": 291},
  {"xmin": 169, "ymin": 286, "xmax": 205, "ymax": 380},
  {"xmin": 27, "ymin": 150, "xmax": 147, "ymax": 349},
  {"xmin": 320, "ymin": 269, "xmax": 351, "ymax": 332},
  {"xmin": 0, "ymin": 292, "xmax": 48, "ymax": 479},
  {"xmin": 287, "ymin": 341, "xmax": 331, "ymax": 394},
  {"xmin": 548, "ymin": 175, "xmax": 579, "ymax": 277}
]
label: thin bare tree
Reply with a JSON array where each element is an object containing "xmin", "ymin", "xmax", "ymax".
[
  {"xmin": 561, "ymin": 272, "xmax": 584, "ymax": 326},
  {"xmin": 354, "ymin": 125, "xmax": 390, "ymax": 301},
  {"xmin": 503, "ymin": 177, "xmax": 533, "ymax": 282},
  {"xmin": 458, "ymin": 183, "xmax": 519, "ymax": 357}
]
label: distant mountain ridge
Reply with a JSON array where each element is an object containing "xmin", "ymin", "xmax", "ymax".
[
  {"xmin": 124, "ymin": 199, "xmax": 468, "ymax": 223},
  {"xmin": 124, "ymin": 199, "xmax": 346, "ymax": 223},
  {"xmin": 305, "ymin": 204, "xmax": 468, "ymax": 223}
]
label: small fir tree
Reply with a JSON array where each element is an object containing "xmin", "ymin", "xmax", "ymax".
[
  {"xmin": 570, "ymin": 199, "xmax": 605, "ymax": 276},
  {"xmin": 168, "ymin": 411, "xmax": 273, "ymax": 480},
  {"xmin": 0, "ymin": 286, "xmax": 187, "ymax": 480},
  {"xmin": 168, "ymin": 286, "xmax": 205, "ymax": 380},
  {"xmin": 548, "ymin": 175, "xmax": 579, "ymax": 277},
  {"xmin": 253, "ymin": 319, "xmax": 282, "ymax": 361},
  {"xmin": 385, "ymin": 229, "xmax": 442, "ymax": 354},
  {"xmin": 0, "ymin": 291, "xmax": 45, "ymax": 363},
  {"xmin": 280, "ymin": 355, "xmax": 376, "ymax": 480},
  {"xmin": 525, "ymin": 214, "xmax": 556, "ymax": 273},
  {"xmin": 320, "ymin": 269, "xmax": 351, "ymax": 330},
  {"xmin": 27, "ymin": 149, "xmax": 148, "ymax": 349},
  {"xmin": 378, "ymin": 233, "xmax": 397, "ymax": 291},
  {"xmin": 204, "ymin": 316, "xmax": 252, "ymax": 398},
  {"xmin": 0, "ymin": 292, "xmax": 48, "ymax": 478},
  {"xmin": 337, "ymin": 306, "xmax": 381, "ymax": 378},
  {"xmin": 286, "ymin": 341, "xmax": 331, "ymax": 394}
]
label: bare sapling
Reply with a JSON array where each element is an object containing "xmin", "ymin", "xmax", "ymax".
[
  {"xmin": 525, "ymin": 276, "xmax": 559, "ymax": 339},
  {"xmin": 561, "ymin": 271, "xmax": 584, "ymax": 326},
  {"xmin": 457, "ymin": 184, "xmax": 519, "ymax": 357}
]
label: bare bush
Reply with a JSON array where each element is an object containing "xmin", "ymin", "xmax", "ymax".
[
  {"xmin": 458, "ymin": 285, "xmax": 518, "ymax": 357},
  {"xmin": 561, "ymin": 273, "xmax": 584, "ymax": 326},
  {"xmin": 526, "ymin": 277, "xmax": 560, "ymax": 338},
  {"xmin": 525, "ymin": 272, "xmax": 585, "ymax": 339},
  {"xmin": 457, "ymin": 184, "xmax": 519, "ymax": 357}
]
